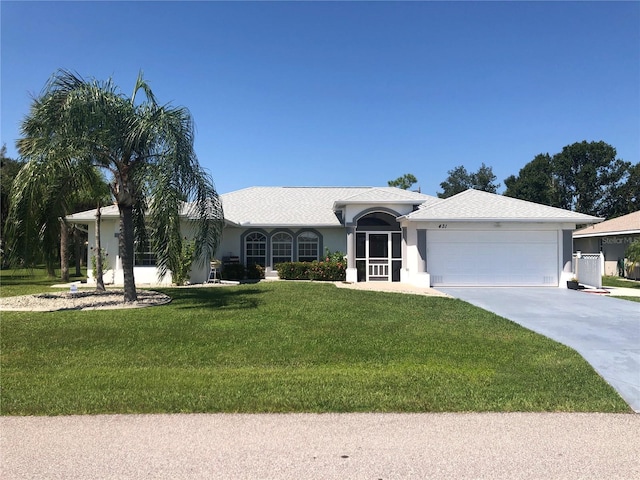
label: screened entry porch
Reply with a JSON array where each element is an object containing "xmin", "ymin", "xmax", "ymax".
[{"xmin": 354, "ymin": 211, "xmax": 403, "ymax": 282}]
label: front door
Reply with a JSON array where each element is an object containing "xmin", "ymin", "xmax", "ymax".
[{"xmin": 356, "ymin": 232, "xmax": 402, "ymax": 282}]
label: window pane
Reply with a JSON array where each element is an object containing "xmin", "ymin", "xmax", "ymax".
[
  {"xmin": 369, "ymin": 234, "xmax": 388, "ymax": 258},
  {"xmin": 392, "ymin": 233, "xmax": 402, "ymax": 259},
  {"xmin": 298, "ymin": 232, "xmax": 319, "ymax": 262},
  {"xmin": 134, "ymin": 241, "xmax": 156, "ymax": 266},
  {"xmin": 246, "ymin": 232, "xmax": 266, "ymax": 267},
  {"xmin": 272, "ymin": 232, "xmax": 292, "ymax": 265},
  {"xmin": 356, "ymin": 233, "xmax": 366, "ymax": 258}
]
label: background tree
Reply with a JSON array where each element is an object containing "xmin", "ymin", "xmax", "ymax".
[
  {"xmin": 7, "ymin": 70, "xmax": 224, "ymax": 301},
  {"xmin": 601, "ymin": 162, "xmax": 639, "ymax": 218},
  {"xmin": 1, "ymin": 144, "xmax": 24, "ymax": 267},
  {"xmin": 388, "ymin": 173, "xmax": 418, "ymax": 190},
  {"xmin": 504, "ymin": 141, "xmax": 634, "ymax": 218},
  {"xmin": 7, "ymin": 153, "xmax": 108, "ymax": 279},
  {"xmin": 437, "ymin": 163, "xmax": 499, "ymax": 198},
  {"xmin": 472, "ymin": 163, "xmax": 500, "ymax": 193},
  {"xmin": 504, "ymin": 154, "xmax": 555, "ymax": 205},
  {"xmin": 438, "ymin": 166, "xmax": 471, "ymax": 198},
  {"xmin": 552, "ymin": 141, "xmax": 630, "ymax": 217}
]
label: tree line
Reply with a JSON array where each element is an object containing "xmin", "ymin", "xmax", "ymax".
[{"xmin": 389, "ymin": 140, "xmax": 638, "ymax": 219}]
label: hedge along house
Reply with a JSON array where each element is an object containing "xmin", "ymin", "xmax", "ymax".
[
  {"xmin": 573, "ymin": 210, "xmax": 640, "ymax": 278},
  {"xmin": 67, "ymin": 186, "xmax": 601, "ymax": 287}
]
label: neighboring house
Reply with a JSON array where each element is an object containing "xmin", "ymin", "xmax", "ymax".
[
  {"xmin": 66, "ymin": 187, "xmax": 601, "ymax": 287},
  {"xmin": 573, "ymin": 210, "xmax": 640, "ymax": 277}
]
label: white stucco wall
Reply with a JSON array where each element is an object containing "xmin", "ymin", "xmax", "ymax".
[{"xmin": 400, "ymin": 221, "xmax": 574, "ymax": 287}]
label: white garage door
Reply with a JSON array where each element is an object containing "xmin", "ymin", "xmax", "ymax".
[{"xmin": 427, "ymin": 230, "xmax": 558, "ymax": 286}]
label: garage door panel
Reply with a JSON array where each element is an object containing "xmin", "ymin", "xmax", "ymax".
[{"xmin": 428, "ymin": 230, "xmax": 558, "ymax": 287}]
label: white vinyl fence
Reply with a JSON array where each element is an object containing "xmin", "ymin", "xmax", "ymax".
[{"xmin": 572, "ymin": 252, "xmax": 603, "ymax": 289}]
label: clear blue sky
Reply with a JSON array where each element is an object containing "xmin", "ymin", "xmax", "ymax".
[{"xmin": 2, "ymin": 1, "xmax": 639, "ymax": 196}]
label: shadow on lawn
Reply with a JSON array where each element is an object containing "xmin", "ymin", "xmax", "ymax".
[{"xmin": 158, "ymin": 286, "xmax": 263, "ymax": 311}]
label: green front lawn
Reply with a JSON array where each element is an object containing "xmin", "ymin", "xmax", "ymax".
[
  {"xmin": 0, "ymin": 281, "xmax": 630, "ymax": 415},
  {"xmin": 602, "ymin": 276, "xmax": 640, "ymax": 289},
  {"xmin": 0, "ymin": 267, "xmax": 87, "ymax": 297}
]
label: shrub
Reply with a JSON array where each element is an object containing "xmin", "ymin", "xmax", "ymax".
[
  {"xmin": 221, "ymin": 264, "xmax": 246, "ymax": 281},
  {"xmin": 275, "ymin": 262, "xmax": 310, "ymax": 280},
  {"xmin": 247, "ymin": 263, "xmax": 265, "ymax": 280},
  {"xmin": 171, "ymin": 240, "xmax": 195, "ymax": 286},
  {"xmin": 308, "ymin": 260, "xmax": 346, "ymax": 281},
  {"xmin": 275, "ymin": 251, "xmax": 346, "ymax": 282},
  {"xmin": 90, "ymin": 247, "xmax": 110, "ymax": 275},
  {"xmin": 626, "ymin": 240, "xmax": 640, "ymax": 280}
]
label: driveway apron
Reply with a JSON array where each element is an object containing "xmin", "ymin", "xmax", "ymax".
[{"xmin": 438, "ymin": 287, "xmax": 640, "ymax": 412}]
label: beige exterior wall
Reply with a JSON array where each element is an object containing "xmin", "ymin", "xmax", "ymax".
[{"xmin": 574, "ymin": 234, "xmax": 640, "ymax": 277}]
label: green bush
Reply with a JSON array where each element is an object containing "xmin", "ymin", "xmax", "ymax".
[
  {"xmin": 276, "ymin": 258, "xmax": 346, "ymax": 282},
  {"xmin": 247, "ymin": 263, "xmax": 265, "ymax": 280},
  {"xmin": 275, "ymin": 262, "xmax": 310, "ymax": 280},
  {"xmin": 221, "ymin": 264, "xmax": 246, "ymax": 281},
  {"xmin": 171, "ymin": 240, "xmax": 195, "ymax": 286},
  {"xmin": 308, "ymin": 260, "xmax": 346, "ymax": 281},
  {"xmin": 626, "ymin": 240, "xmax": 640, "ymax": 280}
]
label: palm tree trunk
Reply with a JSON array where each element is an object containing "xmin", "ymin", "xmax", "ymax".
[
  {"xmin": 73, "ymin": 226, "xmax": 82, "ymax": 276},
  {"xmin": 60, "ymin": 219, "xmax": 69, "ymax": 282},
  {"xmin": 95, "ymin": 206, "xmax": 105, "ymax": 292},
  {"xmin": 45, "ymin": 259, "xmax": 56, "ymax": 278},
  {"xmin": 119, "ymin": 203, "xmax": 137, "ymax": 302}
]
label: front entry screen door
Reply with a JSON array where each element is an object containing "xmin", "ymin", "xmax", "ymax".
[{"xmin": 356, "ymin": 232, "xmax": 402, "ymax": 282}]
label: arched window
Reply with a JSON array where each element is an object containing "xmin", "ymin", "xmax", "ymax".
[
  {"xmin": 245, "ymin": 232, "xmax": 267, "ymax": 267},
  {"xmin": 356, "ymin": 211, "xmax": 400, "ymax": 229},
  {"xmin": 297, "ymin": 232, "xmax": 319, "ymax": 262},
  {"xmin": 271, "ymin": 232, "xmax": 293, "ymax": 266}
]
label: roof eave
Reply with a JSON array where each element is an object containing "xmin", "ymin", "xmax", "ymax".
[
  {"xmin": 574, "ymin": 229, "xmax": 640, "ymax": 238},
  {"xmin": 234, "ymin": 222, "xmax": 343, "ymax": 228},
  {"xmin": 400, "ymin": 217, "xmax": 602, "ymax": 223},
  {"xmin": 333, "ymin": 199, "xmax": 424, "ymax": 210}
]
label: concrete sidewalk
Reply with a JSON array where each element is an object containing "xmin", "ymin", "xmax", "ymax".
[
  {"xmin": 602, "ymin": 286, "xmax": 640, "ymax": 297},
  {"xmin": 2, "ymin": 413, "xmax": 639, "ymax": 479}
]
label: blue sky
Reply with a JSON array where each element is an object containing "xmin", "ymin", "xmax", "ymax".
[{"xmin": 2, "ymin": 1, "xmax": 639, "ymax": 196}]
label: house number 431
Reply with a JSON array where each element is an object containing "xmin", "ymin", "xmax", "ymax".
[{"xmin": 438, "ymin": 224, "xmax": 448, "ymax": 229}]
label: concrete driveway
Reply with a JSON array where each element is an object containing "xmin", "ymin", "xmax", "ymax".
[{"xmin": 438, "ymin": 287, "xmax": 640, "ymax": 413}]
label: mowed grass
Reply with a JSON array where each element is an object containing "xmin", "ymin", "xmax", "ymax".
[
  {"xmin": 602, "ymin": 276, "xmax": 640, "ymax": 289},
  {"xmin": 1, "ymin": 281, "xmax": 630, "ymax": 415},
  {"xmin": 0, "ymin": 268, "xmax": 86, "ymax": 297}
]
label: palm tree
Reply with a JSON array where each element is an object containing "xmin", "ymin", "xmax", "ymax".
[{"xmin": 7, "ymin": 70, "xmax": 223, "ymax": 301}]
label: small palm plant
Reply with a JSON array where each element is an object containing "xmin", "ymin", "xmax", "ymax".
[{"xmin": 626, "ymin": 240, "xmax": 640, "ymax": 280}]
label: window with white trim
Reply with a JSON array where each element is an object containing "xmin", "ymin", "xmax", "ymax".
[
  {"xmin": 245, "ymin": 232, "xmax": 267, "ymax": 267},
  {"xmin": 297, "ymin": 232, "xmax": 319, "ymax": 262},
  {"xmin": 134, "ymin": 241, "xmax": 157, "ymax": 266},
  {"xmin": 271, "ymin": 232, "xmax": 293, "ymax": 266}
]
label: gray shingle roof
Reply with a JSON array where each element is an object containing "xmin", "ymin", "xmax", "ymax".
[
  {"xmin": 334, "ymin": 187, "xmax": 433, "ymax": 205},
  {"xmin": 66, "ymin": 187, "xmax": 601, "ymax": 227},
  {"xmin": 221, "ymin": 186, "xmax": 434, "ymax": 227},
  {"xmin": 401, "ymin": 189, "xmax": 603, "ymax": 223}
]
